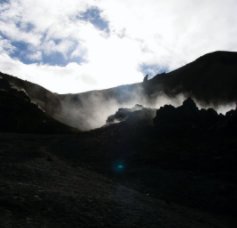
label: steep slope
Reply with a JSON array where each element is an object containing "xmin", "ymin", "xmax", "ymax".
[
  {"xmin": 0, "ymin": 72, "xmax": 62, "ymax": 118},
  {"xmin": 0, "ymin": 75, "xmax": 76, "ymax": 133},
  {"xmin": 149, "ymin": 51, "xmax": 237, "ymax": 104}
]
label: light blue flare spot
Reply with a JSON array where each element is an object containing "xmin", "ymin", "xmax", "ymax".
[{"xmin": 113, "ymin": 161, "xmax": 126, "ymax": 173}]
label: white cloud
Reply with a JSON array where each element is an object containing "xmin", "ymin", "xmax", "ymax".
[
  {"xmin": 27, "ymin": 51, "xmax": 42, "ymax": 61},
  {"xmin": 42, "ymin": 39, "xmax": 76, "ymax": 58},
  {"xmin": 0, "ymin": 0, "xmax": 237, "ymax": 93},
  {"xmin": 95, "ymin": 0, "xmax": 237, "ymax": 67},
  {"xmin": 0, "ymin": 35, "xmax": 15, "ymax": 54}
]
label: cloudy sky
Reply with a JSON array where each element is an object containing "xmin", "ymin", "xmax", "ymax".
[{"xmin": 0, "ymin": 0, "xmax": 237, "ymax": 93}]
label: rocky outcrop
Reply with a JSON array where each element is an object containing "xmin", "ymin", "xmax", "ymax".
[
  {"xmin": 154, "ymin": 97, "xmax": 237, "ymax": 135},
  {"xmin": 106, "ymin": 104, "xmax": 156, "ymax": 126}
]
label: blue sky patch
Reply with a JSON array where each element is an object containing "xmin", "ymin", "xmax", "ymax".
[
  {"xmin": 42, "ymin": 52, "xmax": 67, "ymax": 66},
  {"xmin": 16, "ymin": 21, "xmax": 35, "ymax": 33},
  {"xmin": 42, "ymin": 51, "xmax": 85, "ymax": 66},
  {"xmin": 8, "ymin": 35, "xmax": 86, "ymax": 66},
  {"xmin": 9, "ymin": 40, "xmax": 66, "ymax": 65},
  {"xmin": 79, "ymin": 7, "xmax": 109, "ymax": 32},
  {"xmin": 0, "ymin": 0, "xmax": 9, "ymax": 4},
  {"xmin": 9, "ymin": 41, "xmax": 37, "ymax": 64}
]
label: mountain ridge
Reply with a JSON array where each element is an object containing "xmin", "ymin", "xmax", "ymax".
[
  {"xmin": 1, "ymin": 50, "xmax": 237, "ymax": 131},
  {"xmin": 0, "ymin": 51, "xmax": 237, "ymax": 227}
]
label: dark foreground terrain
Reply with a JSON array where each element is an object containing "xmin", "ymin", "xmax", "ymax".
[
  {"xmin": 0, "ymin": 129, "xmax": 236, "ymax": 228},
  {"xmin": 1, "ymin": 98, "xmax": 237, "ymax": 227},
  {"xmin": 0, "ymin": 51, "xmax": 237, "ymax": 227}
]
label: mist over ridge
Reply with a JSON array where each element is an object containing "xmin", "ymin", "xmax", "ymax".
[
  {"xmin": 1, "ymin": 50, "xmax": 237, "ymax": 131},
  {"xmin": 0, "ymin": 51, "xmax": 237, "ymax": 227}
]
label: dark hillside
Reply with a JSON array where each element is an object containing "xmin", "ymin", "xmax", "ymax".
[
  {"xmin": 149, "ymin": 51, "xmax": 237, "ymax": 105},
  {"xmin": 0, "ymin": 75, "xmax": 76, "ymax": 133},
  {"xmin": 0, "ymin": 51, "xmax": 237, "ymax": 227}
]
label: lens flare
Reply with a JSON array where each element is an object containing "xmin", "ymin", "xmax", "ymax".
[{"xmin": 113, "ymin": 161, "xmax": 126, "ymax": 173}]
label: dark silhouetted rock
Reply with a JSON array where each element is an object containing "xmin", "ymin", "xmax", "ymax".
[
  {"xmin": 153, "ymin": 98, "xmax": 230, "ymax": 135},
  {"xmin": 106, "ymin": 104, "xmax": 156, "ymax": 126}
]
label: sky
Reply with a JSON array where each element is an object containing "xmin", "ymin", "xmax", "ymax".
[{"xmin": 0, "ymin": 0, "xmax": 237, "ymax": 94}]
